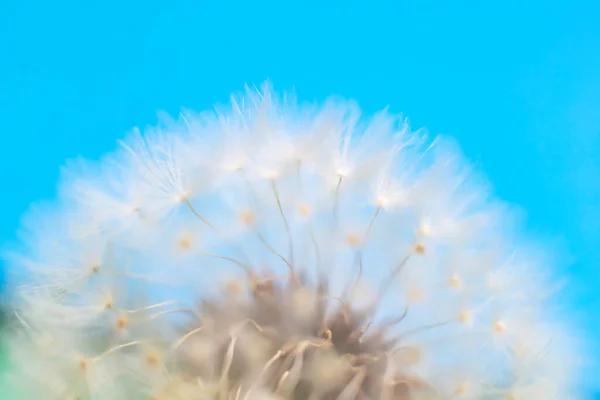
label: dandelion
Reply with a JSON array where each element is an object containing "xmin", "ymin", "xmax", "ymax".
[{"xmin": 4, "ymin": 82, "xmax": 585, "ymax": 399}]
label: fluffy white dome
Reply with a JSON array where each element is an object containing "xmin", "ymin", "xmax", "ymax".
[{"xmin": 5, "ymin": 83, "xmax": 584, "ymax": 399}]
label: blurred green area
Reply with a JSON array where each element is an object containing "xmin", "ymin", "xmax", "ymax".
[
  {"xmin": 0, "ymin": 340, "xmax": 14, "ymax": 396},
  {"xmin": 0, "ymin": 307, "xmax": 21, "ymax": 398},
  {"xmin": 0, "ymin": 339, "xmax": 26, "ymax": 399}
]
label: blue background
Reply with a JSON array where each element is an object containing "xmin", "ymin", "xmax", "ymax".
[{"xmin": 1, "ymin": 0, "xmax": 599, "ymax": 394}]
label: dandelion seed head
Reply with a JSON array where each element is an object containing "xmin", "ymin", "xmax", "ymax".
[{"xmin": 3, "ymin": 82, "xmax": 586, "ymax": 399}]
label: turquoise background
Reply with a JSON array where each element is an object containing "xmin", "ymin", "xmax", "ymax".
[{"xmin": 0, "ymin": 0, "xmax": 599, "ymax": 395}]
